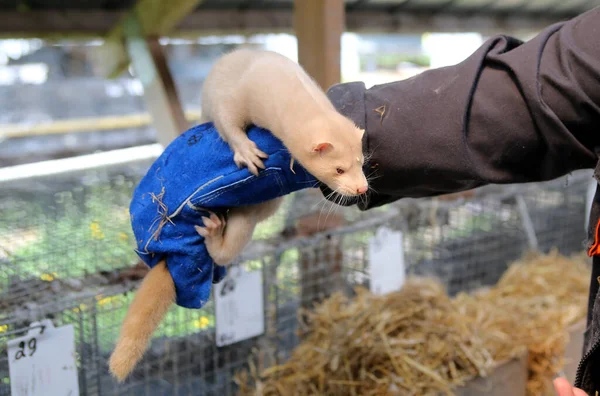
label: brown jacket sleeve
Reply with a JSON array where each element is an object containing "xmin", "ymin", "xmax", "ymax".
[{"xmin": 322, "ymin": 6, "xmax": 600, "ymax": 210}]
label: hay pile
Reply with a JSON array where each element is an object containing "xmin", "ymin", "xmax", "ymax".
[
  {"xmin": 237, "ymin": 279, "xmax": 495, "ymax": 395},
  {"xmin": 235, "ymin": 251, "xmax": 590, "ymax": 396},
  {"xmin": 454, "ymin": 251, "xmax": 590, "ymax": 395}
]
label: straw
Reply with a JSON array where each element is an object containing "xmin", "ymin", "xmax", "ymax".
[{"xmin": 235, "ymin": 250, "xmax": 590, "ymax": 396}]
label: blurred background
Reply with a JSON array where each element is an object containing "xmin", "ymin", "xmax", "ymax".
[{"xmin": 0, "ymin": 1, "xmax": 599, "ymax": 395}]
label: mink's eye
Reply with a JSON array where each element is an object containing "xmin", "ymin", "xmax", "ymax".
[{"xmin": 336, "ymin": 168, "xmax": 345, "ymax": 175}]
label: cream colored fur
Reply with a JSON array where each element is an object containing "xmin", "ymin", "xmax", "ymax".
[
  {"xmin": 195, "ymin": 198, "xmax": 283, "ymax": 265},
  {"xmin": 109, "ymin": 260, "xmax": 175, "ymax": 382},
  {"xmin": 109, "ymin": 49, "xmax": 368, "ymax": 382},
  {"xmin": 197, "ymin": 49, "xmax": 368, "ymax": 270},
  {"xmin": 200, "ymin": 49, "xmax": 368, "ymax": 196}
]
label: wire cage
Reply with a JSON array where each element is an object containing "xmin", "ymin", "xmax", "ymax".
[{"xmin": 0, "ymin": 155, "xmax": 593, "ymax": 395}]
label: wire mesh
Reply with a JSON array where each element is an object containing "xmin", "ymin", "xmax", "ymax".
[{"xmin": 0, "ymin": 159, "xmax": 593, "ymax": 395}]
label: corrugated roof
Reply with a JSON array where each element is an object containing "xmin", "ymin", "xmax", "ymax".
[
  {"xmin": 202, "ymin": 0, "xmax": 600, "ymax": 17},
  {"xmin": 0, "ymin": 0, "xmax": 598, "ymax": 17},
  {"xmin": 0, "ymin": 0, "xmax": 137, "ymax": 10},
  {"xmin": 0, "ymin": 0, "xmax": 597, "ymax": 37}
]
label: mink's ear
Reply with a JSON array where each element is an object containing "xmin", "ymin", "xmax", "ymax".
[{"xmin": 312, "ymin": 142, "xmax": 333, "ymax": 155}]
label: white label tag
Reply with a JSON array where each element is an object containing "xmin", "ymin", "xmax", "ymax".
[
  {"xmin": 7, "ymin": 319, "xmax": 79, "ymax": 396},
  {"xmin": 214, "ymin": 267, "xmax": 264, "ymax": 347},
  {"xmin": 369, "ymin": 227, "xmax": 406, "ymax": 296}
]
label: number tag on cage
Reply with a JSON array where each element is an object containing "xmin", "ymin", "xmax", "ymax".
[
  {"xmin": 369, "ymin": 227, "xmax": 406, "ymax": 296},
  {"xmin": 214, "ymin": 266, "xmax": 264, "ymax": 347},
  {"xmin": 7, "ymin": 319, "xmax": 79, "ymax": 396}
]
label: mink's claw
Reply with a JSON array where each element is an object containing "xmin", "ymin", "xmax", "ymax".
[
  {"xmin": 231, "ymin": 140, "xmax": 268, "ymax": 176},
  {"xmin": 195, "ymin": 212, "xmax": 225, "ymax": 238}
]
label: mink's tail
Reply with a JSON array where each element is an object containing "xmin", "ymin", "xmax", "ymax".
[{"xmin": 109, "ymin": 260, "xmax": 175, "ymax": 382}]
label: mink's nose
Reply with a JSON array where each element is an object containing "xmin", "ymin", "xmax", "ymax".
[{"xmin": 357, "ymin": 186, "xmax": 368, "ymax": 194}]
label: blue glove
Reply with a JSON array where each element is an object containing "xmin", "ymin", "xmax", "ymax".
[{"xmin": 129, "ymin": 122, "xmax": 317, "ymax": 309}]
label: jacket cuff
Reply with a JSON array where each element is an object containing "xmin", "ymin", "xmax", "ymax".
[{"xmin": 326, "ymin": 82, "xmax": 367, "ymax": 129}]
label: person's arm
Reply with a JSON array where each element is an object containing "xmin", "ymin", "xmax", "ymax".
[{"xmin": 321, "ymin": 6, "xmax": 600, "ymax": 210}]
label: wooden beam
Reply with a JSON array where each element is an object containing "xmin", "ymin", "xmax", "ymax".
[
  {"xmin": 0, "ymin": 111, "xmax": 202, "ymax": 139},
  {"xmin": 123, "ymin": 15, "xmax": 188, "ymax": 147},
  {"xmin": 344, "ymin": 9, "xmax": 568, "ymax": 34},
  {"xmin": 0, "ymin": 9, "xmax": 575, "ymax": 39},
  {"xmin": 294, "ymin": 0, "xmax": 344, "ymax": 89},
  {"xmin": 0, "ymin": 11, "xmax": 124, "ymax": 39},
  {"xmin": 177, "ymin": 9, "xmax": 293, "ymax": 35},
  {"xmin": 176, "ymin": 8, "xmax": 562, "ymax": 36}
]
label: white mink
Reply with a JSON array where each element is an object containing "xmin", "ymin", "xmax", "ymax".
[
  {"xmin": 108, "ymin": 50, "xmax": 371, "ymax": 382},
  {"xmin": 200, "ymin": 48, "xmax": 368, "ymax": 196},
  {"xmin": 197, "ymin": 49, "xmax": 369, "ymax": 266}
]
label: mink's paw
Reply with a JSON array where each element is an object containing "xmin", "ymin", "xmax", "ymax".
[
  {"xmin": 195, "ymin": 212, "xmax": 226, "ymax": 240},
  {"xmin": 231, "ymin": 140, "xmax": 268, "ymax": 176},
  {"xmin": 195, "ymin": 212, "xmax": 231, "ymax": 265}
]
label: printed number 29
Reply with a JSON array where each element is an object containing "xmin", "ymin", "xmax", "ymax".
[{"xmin": 14, "ymin": 338, "xmax": 37, "ymax": 360}]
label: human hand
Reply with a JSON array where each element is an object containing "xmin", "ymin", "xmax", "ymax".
[{"xmin": 553, "ymin": 377, "xmax": 588, "ymax": 396}]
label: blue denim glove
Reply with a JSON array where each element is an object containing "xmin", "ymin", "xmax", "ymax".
[{"xmin": 130, "ymin": 122, "xmax": 317, "ymax": 308}]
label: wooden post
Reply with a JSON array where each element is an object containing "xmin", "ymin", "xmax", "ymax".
[
  {"xmin": 293, "ymin": 0, "xmax": 346, "ymax": 312},
  {"xmin": 293, "ymin": 0, "xmax": 344, "ymax": 89},
  {"xmin": 123, "ymin": 14, "xmax": 188, "ymax": 147}
]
